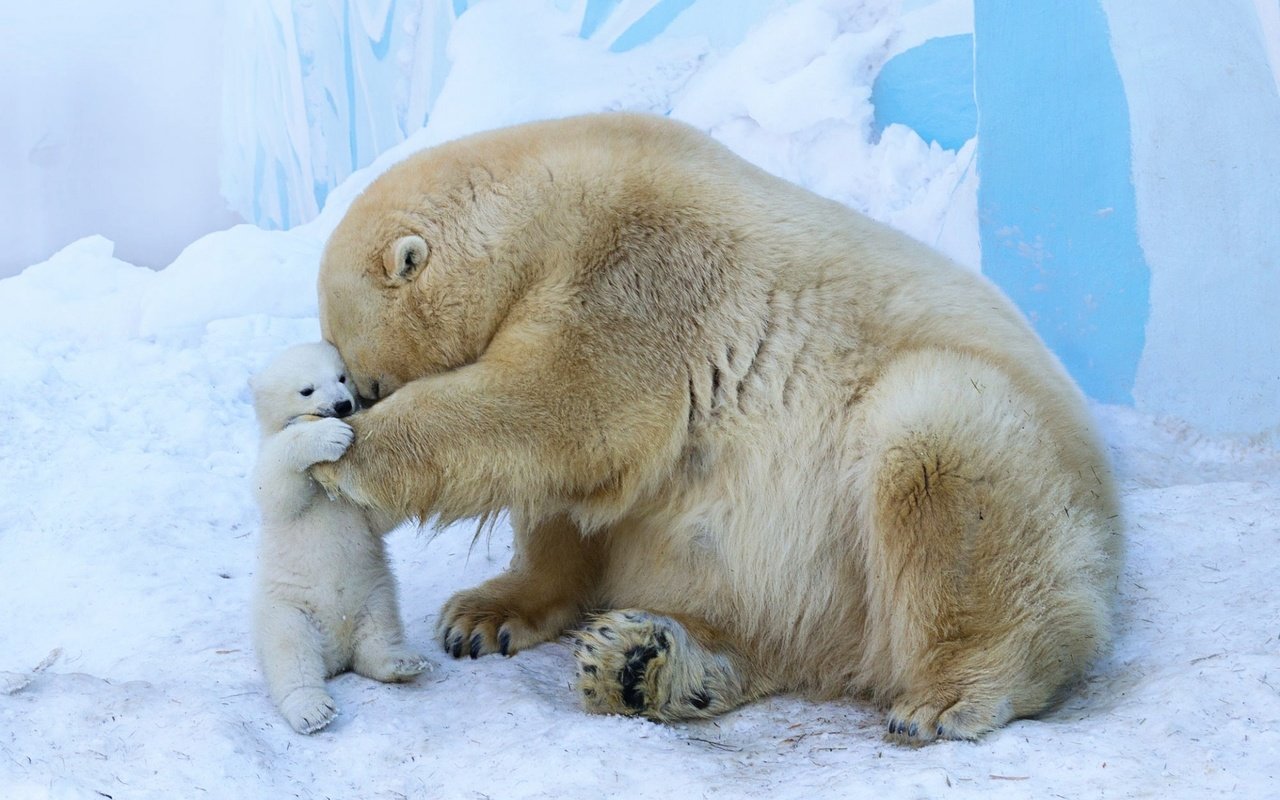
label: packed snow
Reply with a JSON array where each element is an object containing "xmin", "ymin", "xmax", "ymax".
[{"xmin": 3, "ymin": 1, "xmax": 1278, "ymax": 798}]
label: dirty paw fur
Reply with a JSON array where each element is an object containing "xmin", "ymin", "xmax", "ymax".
[{"xmin": 571, "ymin": 610, "xmax": 743, "ymax": 721}]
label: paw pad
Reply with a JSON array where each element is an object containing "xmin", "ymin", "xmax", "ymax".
[{"xmin": 571, "ymin": 609, "xmax": 738, "ymax": 722}]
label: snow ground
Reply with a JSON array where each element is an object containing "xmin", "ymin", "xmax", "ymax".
[
  {"xmin": 2, "ymin": 1, "xmax": 1277, "ymax": 796},
  {"xmin": 3, "ymin": 227, "xmax": 1278, "ymax": 800}
]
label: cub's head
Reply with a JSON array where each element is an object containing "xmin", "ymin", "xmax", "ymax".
[{"xmin": 250, "ymin": 341, "xmax": 355, "ymax": 435}]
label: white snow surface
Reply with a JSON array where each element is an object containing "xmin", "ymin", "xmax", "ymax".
[
  {"xmin": 3, "ymin": 240, "xmax": 1279, "ymax": 800},
  {"xmin": 3, "ymin": 0, "xmax": 1278, "ymax": 796}
]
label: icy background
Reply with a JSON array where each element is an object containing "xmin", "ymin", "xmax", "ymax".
[
  {"xmin": 221, "ymin": 0, "xmax": 978, "ymax": 262},
  {"xmin": 2, "ymin": 0, "xmax": 1279, "ymax": 797}
]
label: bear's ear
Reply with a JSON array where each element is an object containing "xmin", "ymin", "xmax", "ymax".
[{"xmin": 384, "ymin": 235, "xmax": 431, "ymax": 285}]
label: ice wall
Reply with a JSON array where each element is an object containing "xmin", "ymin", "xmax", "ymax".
[
  {"xmin": 974, "ymin": 2, "xmax": 1150, "ymax": 405},
  {"xmin": 223, "ymin": 0, "xmax": 978, "ymax": 267},
  {"xmin": 218, "ymin": 0, "xmax": 1276, "ymax": 440},
  {"xmin": 1103, "ymin": 0, "xmax": 1280, "ymax": 440},
  {"xmin": 221, "ymin": 0, "xmax": 456, "ymax": 231},
  {"xmin": 0, "ymin": 1, "xmax": 241, "ymax": 277},
  {"xmin": 881, "ymin": 0, "xmax": 1277, "ymax": 436}
]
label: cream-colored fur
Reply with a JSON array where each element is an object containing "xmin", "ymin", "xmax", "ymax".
[
  {"xmin": 250, "ymin": 342, "xmax": 431, "ymax": 734},
  {"xmin": 313, "ymin": 113, "xmax": 1122, "ymax": 743}
]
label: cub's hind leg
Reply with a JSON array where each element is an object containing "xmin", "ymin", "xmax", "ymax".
[
  {"xmin": 254, "ymin": 601, "xmax": 338, "ymax": 734},
  {"xmin": 352, "ymin": 572, "xmax": 433, "ymax": 683},
  {"xmin": 572, "ymin": 610, "xmax": 769, "ymax": 721},
  {"xmin": 856, "ymin": 349, "xmax": 1118, "ymax": 743},
  {"xmin": 440, "ymin": 513, "xmax": 603, "ymax": 658}
]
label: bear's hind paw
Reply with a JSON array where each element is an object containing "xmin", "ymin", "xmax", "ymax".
[{"xmin": 572, "ymin": 610, "xmax": 739, "ymax": 721}]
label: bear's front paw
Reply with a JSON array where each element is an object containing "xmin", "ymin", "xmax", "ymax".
[
  {"xmin": 885, "ymin": 689, "xmax": 1013, "ymax": 745},
  {"xmin": 309, "ymin": 447, "xmax": 379, "ymax": 509},
  {"xmin": 305, "ymin": 417, "xmax": 354, "ymax": 465},
  {"xmin": 278, "ymin": 686, "xmax": 337, "ymax": 734},
  {"xmin": 438, "ymin": 579, "xmax": 581, "ymax": 659}
]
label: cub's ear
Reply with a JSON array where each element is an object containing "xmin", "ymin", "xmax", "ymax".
[{"xmin": 384, "ymin": 235, "xmax": 431, "ymax": 284}]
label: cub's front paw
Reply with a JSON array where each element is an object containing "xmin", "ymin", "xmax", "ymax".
[
  {"xmin": 305, "ymin": 417, "xmax": 354, "ymax": 465},
  {"xmin": 278, "ymin": 686, "xmax": 337, "ymax": 734}
]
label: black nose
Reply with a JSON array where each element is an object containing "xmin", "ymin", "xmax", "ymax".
[{"xmin": 334, "ymin": 400, "xmax": 353, "ymax": 418}]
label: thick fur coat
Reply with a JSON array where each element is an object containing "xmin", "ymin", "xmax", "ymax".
[
  {"xmin": 251, "ymin": 342, "xmax": 430, "ymax": 734},
  {"xmin": 312, "ymin": 113, "xmax": 1122, "ymax": 742}
]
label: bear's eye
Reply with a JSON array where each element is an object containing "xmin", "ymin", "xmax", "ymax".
[
  {"xmin": 339, "ymin": 375, "xmax": 347, "ymax": 384},
  {"xmin": 300, "ymin": 387, "xmax": 314, "ymax": 397}
]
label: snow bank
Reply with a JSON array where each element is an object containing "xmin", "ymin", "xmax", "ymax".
[
  {"xmin": 0, "ymin": 1, "xmax": 240, "ymax": 277},
  {"xmin": 1, "ymin": 230, "xmax": 1277, "ymax": 795}
]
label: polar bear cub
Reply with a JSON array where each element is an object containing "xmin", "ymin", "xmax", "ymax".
[{"xmin": 250, "ymin": 341, "xmax": 431, "ymax": 734}]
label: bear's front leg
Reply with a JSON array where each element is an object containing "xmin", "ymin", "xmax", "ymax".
[
  {"xmin": 309, "ymin": 358, "xmax": 686, "ymax": 529},
  {"xmin": 438, "ymin": 513, "xmax": 602, "ymax": 658}
]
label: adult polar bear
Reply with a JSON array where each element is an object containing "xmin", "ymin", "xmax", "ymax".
[{"xmin": 313, "ymin": 113, "xmax": 1121, "ymax": 743}]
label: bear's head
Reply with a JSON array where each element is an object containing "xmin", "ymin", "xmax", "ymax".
[
  {"xmin": 317, "ymin": 123, "xmax": 593, "ymax": 406},
  {"xmin": 250, "ymin": 341, "xmax": 356, "ymax": 435}
]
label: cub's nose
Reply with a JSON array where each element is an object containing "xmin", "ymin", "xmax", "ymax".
[{"xmin": 334, "ymin": 399, "xmax": 354, "ymax": 418}]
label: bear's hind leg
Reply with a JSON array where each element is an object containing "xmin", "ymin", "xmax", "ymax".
[
  {"xmin": 857, "ymin": 350, "xmax": 1115, "ymax": 744},
  {"xmin": 572, "ymin": 610, "xmax": 764, "ymax": 721}
]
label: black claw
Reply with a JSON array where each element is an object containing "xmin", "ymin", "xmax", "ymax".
[
  {"xmin": 499, "ymin": 630, "xmax": 511, "ymax": 656},
  {"xmin": 908, "ymin": 722, "xmax": 919, "ymax": 738},
  {"xmin": 469, "ymin": 633, "xmax": 482, "ymax": 659},
  {"xmin": 449, "ymin": 635, "xmax": 463, "ymax": 659},
  {"xmin": 936, "ymin": 724, "xmax": 945, "ymax": 738},
  {"xmin": 690, "ymin": 690, "xmax": 711, "ymax": 710},
  {"xmin": 888, "ymin": 719, "xmax": 900, "ymax": 735},
  {"xmin": 441, "ymin": 627, "xmax": 453, "ymax": 651}
]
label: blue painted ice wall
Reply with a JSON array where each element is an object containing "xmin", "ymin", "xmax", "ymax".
[
  {"xmin": 223, "ymin": 0, "xmax": 772, "ymax": 231},
  {"xmin": 973, "ymin": 1, "xmax": 1150, "ymax": 404},
  {"xmin": 1104, "ymin": 0, "xmax": 1280, "ymax": 439},
  {"xmin": 222, "ymin": 0, "xmax": 1278, "ymax": 439},
  {"xmin": 872, "ymin": 34, "xmax": 975, "ymax": 151},
  {"xmin": 222, "ymin": 0, "xmax": 457, "ymax": 230}
]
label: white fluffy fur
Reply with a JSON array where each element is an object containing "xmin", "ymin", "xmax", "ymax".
[
  {"xmin": 250, "ymin": 342, "xmax": 430, "ymax": 734},
  {"xmin": 313, "ymin": 114, "xmax": 1122, "ymax": 743}
]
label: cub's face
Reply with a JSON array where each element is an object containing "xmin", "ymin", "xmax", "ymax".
[{"xmin": 251, "ymin": 342, "xmax": 355, "ymax": 434}]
